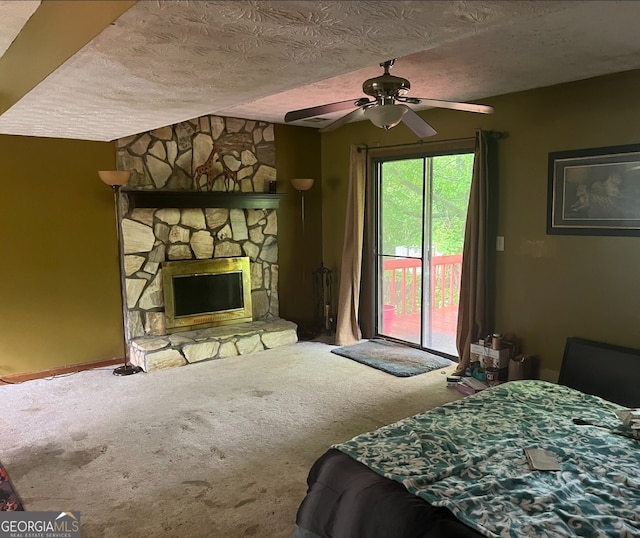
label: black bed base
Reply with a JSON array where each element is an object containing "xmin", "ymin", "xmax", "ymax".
[
  {"xmin": 292, "ymin": 526, "xmax": 319, "ymax": 538},
  {"xmin": 295, "ymin": 448, "xmax": 482, "ymax": 538}
]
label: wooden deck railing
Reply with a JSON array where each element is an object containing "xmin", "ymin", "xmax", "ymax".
[{"xmin": 382, "ymin": 254, "xmax": 463, "ymax": 315}]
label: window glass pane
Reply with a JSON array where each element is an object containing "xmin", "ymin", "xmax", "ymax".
[
  {"xmin": 379, "ymin": 159, "xmax": 423, "ymax": 344},
  {"xmin": 380, "ymin": 159, "xmax": 423, "ymax": 257},
  {"xmin": 427, "ymin": 154, "xmax": 473, "ymax": 355},
  {"xmin": 432, "ymin": 154, "xmax": 473, "ymax": 257},
  {"xmin": 376, "ymin": 151, "xmax": 473, "ymax": 358}
]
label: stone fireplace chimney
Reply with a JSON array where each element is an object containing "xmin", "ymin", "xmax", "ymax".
[{"xmin": 111, "ymin": 115, "xmax": 296, "ymax": 371}]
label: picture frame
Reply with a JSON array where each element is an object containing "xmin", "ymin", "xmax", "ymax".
[{"xmin": 547, "ymin": 143, "xmax": 640, "ymax": 236}]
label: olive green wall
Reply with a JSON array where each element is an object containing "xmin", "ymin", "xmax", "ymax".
[
  {"xmin": 320, "ymin": 69, "xmax": 640, "ymax": 378},
  {"xmin": 275, "ymin": 124, "xmax": 323, "ymax": 334},
  {"xmin": 0, "ymin": 136, "xmax": 123, "ymax": 376}
]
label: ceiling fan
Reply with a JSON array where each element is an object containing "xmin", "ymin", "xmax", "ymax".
[{"xmin": 284, "ymin": 59, "xmax": 494, "ymax": 138}]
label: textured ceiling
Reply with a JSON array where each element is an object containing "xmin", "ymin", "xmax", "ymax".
[
  {"xmin": 1, "ymin": 1, "xmax": 640, "ymax": 142},
  {"xmin": 0, "ymin": 0, "xmax": 39, "ymax": 57}
]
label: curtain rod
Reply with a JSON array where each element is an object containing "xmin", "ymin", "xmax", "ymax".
[{"xmin": 356, "ymin": 130, "xmax": 507, "ymax": 153}]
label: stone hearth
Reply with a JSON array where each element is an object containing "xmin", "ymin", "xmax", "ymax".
[{"xmin": 130, "ymin": 320, "xmax": 297, "ymax": 372}]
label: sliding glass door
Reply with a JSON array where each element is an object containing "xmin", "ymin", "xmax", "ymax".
[{"xmin": 375, "ymin": 150, "xmax": 473, "ymax": 357}]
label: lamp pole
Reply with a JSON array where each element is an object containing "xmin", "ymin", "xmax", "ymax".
[{"xmin": 99, "ymin": 171, "xmax": 142, "ymax": 376}]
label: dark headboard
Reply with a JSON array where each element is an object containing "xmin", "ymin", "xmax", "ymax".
[{"xmin": 558, "ymin": 337, "xmax": 640, "ymax": 407}]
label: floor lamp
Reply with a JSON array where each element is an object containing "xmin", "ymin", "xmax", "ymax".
[
  {"xmin": 99, "ymin": 171, "xmax": 143, "ymax": 376},
  {"xmin": 291, "ymin": 178, "xmax": 315, "ymax": 337},
  {"xmin": 290, "ymin": 178, "xmax": 314, "ymax": 236}
]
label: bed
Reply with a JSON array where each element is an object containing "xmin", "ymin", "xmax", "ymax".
[{"xmin": 293, "ymin": 337, "xmax": 640, "ymax": 538}]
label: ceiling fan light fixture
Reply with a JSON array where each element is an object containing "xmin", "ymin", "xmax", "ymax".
[{"xmin": 365, "ymin": 104, "xmax": 407, "ymax": 130}]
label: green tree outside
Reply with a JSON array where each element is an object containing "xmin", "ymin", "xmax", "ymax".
[
  {"xmin": 380, "ymin": 153, "xmax": 473, "ymax": 319},
  {"xmin": 381, "ymin": 153, "xmax": 473, "ymax": 256}
]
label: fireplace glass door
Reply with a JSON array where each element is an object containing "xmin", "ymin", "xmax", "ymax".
[
  {"xmin": 173, "ymin": 272, "xmax": 244, "ymax": 316},
  {"xmin": 162, "ymin": 257, "xmax": 252, "ymax": 332}
]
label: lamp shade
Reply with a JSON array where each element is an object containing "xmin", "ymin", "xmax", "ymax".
[
  {"xmin": 364, "ymin": 104, "xmax": 408, "ymax": 130},
  {"xmin": 291, "ymin": 178, "xmax": 314, "ymax": 191},
  {"xmin": 99, "ymin": 170, "xmax": 130, "ymax": 186}
]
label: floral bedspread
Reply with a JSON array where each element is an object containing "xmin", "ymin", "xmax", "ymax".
[{"xmin": 333, "ymin": 380, "xmax": 640, "ymax": 537}]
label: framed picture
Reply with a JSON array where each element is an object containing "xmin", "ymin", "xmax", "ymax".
[{"xmin": 547, "ymin": 143, "xmax": 640, "ymax": 236}]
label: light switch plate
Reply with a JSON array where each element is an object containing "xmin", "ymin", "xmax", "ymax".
[{"xmin": 496, "ymin": 236, "xmax": 505, "ymax": 251}]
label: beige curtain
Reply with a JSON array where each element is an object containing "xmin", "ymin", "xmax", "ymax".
[
  {"xmin": 454, "ymin": 130, "xmax": 497, "ymax": 375},
  {"xmin": 335, "ymin": 145, "xmax": 367, "ymax": 345}
]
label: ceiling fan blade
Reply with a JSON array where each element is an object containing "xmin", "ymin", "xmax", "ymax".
[
  {"xmin": 284, "ymin": 99, "xmax": 361, "ymax": 122},
  {"xmin": 407, "ymin": 98, "xmax": 494, "ymax": 114},
  {"xmin": 319, "ymin": 107, "xmax": 366, "ymax": 133},
  {"xmin": 401, "ymin": 106, "xmax": 437, "ymax": 138}
]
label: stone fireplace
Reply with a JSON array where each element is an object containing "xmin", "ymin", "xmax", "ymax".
[{"xmin": 114, "ymin": 114, "xmax": 297, "ymax": 371}]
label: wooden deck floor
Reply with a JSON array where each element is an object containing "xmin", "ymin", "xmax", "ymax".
[
  {"xmin": 384, "ymin": 305, "xmax": 457, "ymax": 335},
  {"xmin": 382, "ymin": 305, "xmax": 458, "ymax": 354}
]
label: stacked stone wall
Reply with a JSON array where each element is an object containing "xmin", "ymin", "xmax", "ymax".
[{"xmin": 115, "ymin": 115, "xmax": 279, "ymax": 341}]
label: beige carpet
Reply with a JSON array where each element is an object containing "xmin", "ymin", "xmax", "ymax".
[{"xmin": 0, "ymin": 340, "xmax": 464, "ymax": 538}]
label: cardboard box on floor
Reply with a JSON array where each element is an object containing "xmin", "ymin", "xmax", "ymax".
[
  {"xmin": 470, "ymin": 343, "xmax": 510, "ymax": 368},
  {"xmin": 470, "ymin": 343, "xmax": 510, "ymax": 382}
]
